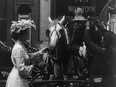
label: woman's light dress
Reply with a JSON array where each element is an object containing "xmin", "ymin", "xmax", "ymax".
[{"xmin": 5, "ymin": 40, "xmax": 33, "ymax": 87}]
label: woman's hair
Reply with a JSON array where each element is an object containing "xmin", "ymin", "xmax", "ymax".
[{"xmin": 11, "ymin": 29, "xmax": 28, "ymax": 41}]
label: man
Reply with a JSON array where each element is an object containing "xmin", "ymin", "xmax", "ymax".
[
  {"xmin": 66, "ymin": 7, "xmax": 87, "ymax": 78},
  {"xmin": 84, "ymin": 20, "xmax": 116, "ymax": 87},
  {"xmin": 66, "ymin": 7, "xmax": 87, "ymax": 54}
]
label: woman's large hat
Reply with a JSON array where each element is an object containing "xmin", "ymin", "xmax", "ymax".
[{"xmin": 10, "ymin": 19, "xmax": 36, "ymax": 34}]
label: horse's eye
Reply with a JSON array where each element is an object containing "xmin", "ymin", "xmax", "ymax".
[{"xmin": 46, "ymin": 29, "xmax": 50, "ymax": 37}]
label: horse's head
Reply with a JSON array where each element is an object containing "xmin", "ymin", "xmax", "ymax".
[{"xmin": 46, "ymin": 16, "xmax": 68, "ymax": 50}]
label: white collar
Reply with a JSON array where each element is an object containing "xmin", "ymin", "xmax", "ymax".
[{"xmin": 73, "ymin": 16, "xmax": 87, "ymax": 21}]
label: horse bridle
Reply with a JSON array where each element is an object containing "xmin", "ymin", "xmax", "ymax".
[
  {"xmin": 48, "ymin": 22, "xmax": 69, "ymax": 45},
  {"xmin": 50, "ymin": 22, "xmax": 61, "ymax": 39}
]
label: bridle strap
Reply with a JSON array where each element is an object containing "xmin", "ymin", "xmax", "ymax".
[
  {"xmin": 49, "ymin": 22, "xmax": 69, "ymax": 45},
  {"xmin": 57, "ymin": 22, "xmax": 69, "ymax": 44},
  {"xmin": 49, "ymin": 23, "xmax": 60, "ymax": 40}
]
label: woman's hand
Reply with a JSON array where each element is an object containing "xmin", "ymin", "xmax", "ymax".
[
  {"xmin": 32, "ymin": 47, "xmax": 49, "ymax": 65},
  {"xmin": 38, "ymin": 47, "xmax": 49, "ymax": 54}
]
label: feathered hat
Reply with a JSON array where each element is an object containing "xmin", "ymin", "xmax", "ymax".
[{"xmin": 10, "ymin": 19, "xmax": 36, "ymax": 34}]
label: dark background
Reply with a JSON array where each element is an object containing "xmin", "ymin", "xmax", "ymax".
[{"xmin": 54, "ymin": 0, "xmax": 108, "ymax": 19}]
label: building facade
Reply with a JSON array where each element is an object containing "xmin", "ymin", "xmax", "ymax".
[
  {"xmin": 0, "ymin": 0, "xmax": 108, "ymax": 46},
  {"xmin": 0, "ymin": 0, "xmax": 51, "ymax": 46}
]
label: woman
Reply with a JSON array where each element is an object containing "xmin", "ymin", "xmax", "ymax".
[{"xmin": 5, "ymin": 19, "xmax": 49, "ymax": 87}]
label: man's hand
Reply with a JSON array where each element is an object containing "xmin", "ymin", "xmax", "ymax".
[{"xmin": 86, "ymin": 21, "xmax": 90, "ymax": 30}]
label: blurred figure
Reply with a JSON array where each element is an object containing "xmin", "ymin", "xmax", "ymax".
[
  {"xmin": 107, "ymin": 9, "xmax": 116, "ymax": 34},
  {"xmin": 84, "ymin": 20, "xmax": 116, "ymax": 87}
]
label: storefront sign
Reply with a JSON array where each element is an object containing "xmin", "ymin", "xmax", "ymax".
[{"xmin": 55, "ymin": 0, "xmax": 96, "ymax": 20}]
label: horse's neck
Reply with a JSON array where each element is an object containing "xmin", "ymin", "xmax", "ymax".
[
  {"xmin": 57, "ymin": 40, "xmax": 67, "ymax": 51},
  {"xmin": 56, "ymin": 38, "xmax": 68, "ymax": 57}
]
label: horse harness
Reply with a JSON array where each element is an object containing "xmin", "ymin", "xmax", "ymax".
[{"xmin": 48, "ymin": 22, "xmax": 69, "ymax": 62}]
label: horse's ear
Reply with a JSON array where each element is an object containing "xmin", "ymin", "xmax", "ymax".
[
  {"xmin": 59, "ymin": 15, "xmax": 65, "ymax": 24},
  {"xmin": 48, "ymin": 17, "xmax": 52, "ymax": 23}
]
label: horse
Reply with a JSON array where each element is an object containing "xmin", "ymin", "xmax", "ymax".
[
  {"xmin": 46, "ymin": 16, "xmax": 71, "ymax": 81},
  {"xmin": 46, "ymin": 16, "xmax": 90, "ymax": 83}
]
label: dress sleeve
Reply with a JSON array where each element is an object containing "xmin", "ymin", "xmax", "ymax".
[{"xmin": 12, "ymin": 48, "xmax": 33, "ymax": 78}]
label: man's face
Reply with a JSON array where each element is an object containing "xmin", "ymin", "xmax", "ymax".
[{"xmin": 74, "ymin": 8, "xmax": 83, "ymax": 15}]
